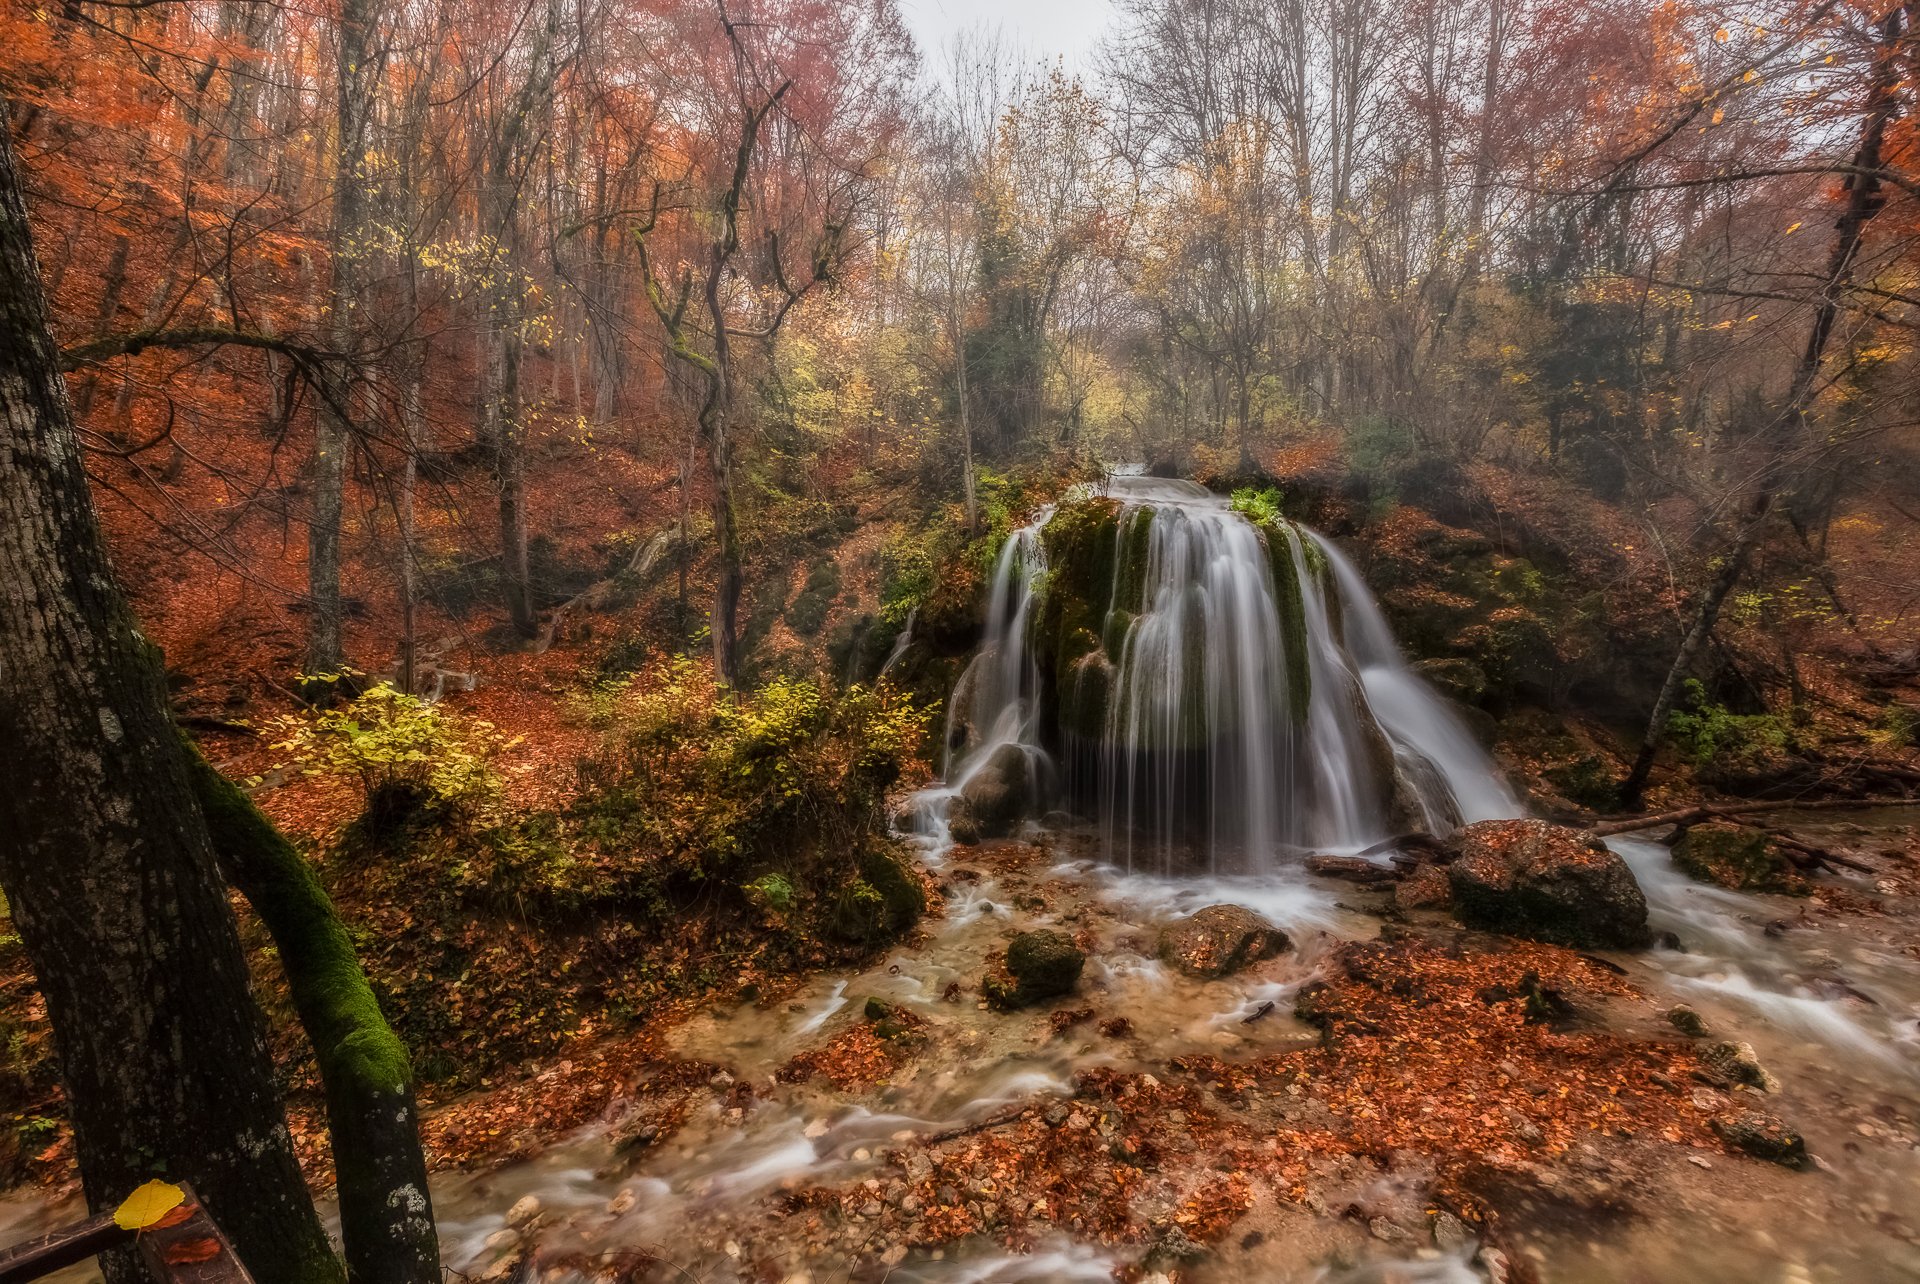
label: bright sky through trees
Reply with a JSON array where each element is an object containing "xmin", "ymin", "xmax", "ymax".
[{"xmin": 902, "ymin": 0, "xmax": 1118, "ymax": 68}]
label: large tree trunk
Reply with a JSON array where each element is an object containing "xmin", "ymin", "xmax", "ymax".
[
  {"xmin": 182, "ymin": 748, "xmax": 440, "ymax": 1284},
  {"xmin": 0, "ymin": 101, "xmax": 343, "ymax": 1284}
]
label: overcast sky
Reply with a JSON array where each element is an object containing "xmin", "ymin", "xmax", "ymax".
[{"xmin": 900, "ymin": 0, "xmax": 1119, "ymax": 71}]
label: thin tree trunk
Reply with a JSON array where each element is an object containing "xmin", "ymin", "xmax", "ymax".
[
  {"xmin": 1619, "ymin": 6, "xmax": 1905, "ymax": 807},
  {"xmin": 0, "ymin": 100, "xmax": 343, "ymax": 1284},
  {"xmin": 182, "ymin": 748, "xmax": 440, "ymax": 1284},
  {"xmin": 310, "ymin": 0, "xmax": 382, "ymax": 679}
]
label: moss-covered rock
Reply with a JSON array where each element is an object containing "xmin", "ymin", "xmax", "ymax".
[
  {"xmin": 1448, "ymin": 819, "xmax": 1651, "ymax": 949},
  {"xmin": 1672, "ymin": 822, "xmax": 1806, "ymax": 894},
  {"xmin": 830, "ymin": 843, "xmax": 924, "ymax": 945},
  {"xmin": 1701, "ymin": 1040, "xmax": 1779, "ymax": 1092},
  {"xmin": 1413, "ymin": 658, "xmax": 1487, "ymax": 706},
  {"xmin": 1059, "ymin": 651, "xmax": 1114, "ymax": 741},
  {"xmin": 1257, "ymin": 521, "xmax": 1313, "ymax": 724},
  {"xmin": 1037, "ymin": 497, "xmax": 1124, "ymax": 684},
  {"xmin": 984, "ymin": 929, "xmax": 1085, "ymax": 1008}
]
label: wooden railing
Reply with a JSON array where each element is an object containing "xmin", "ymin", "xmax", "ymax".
[{"xmin": 0, "ymin": 1186, "xmax": 252, "ymax": 1284}]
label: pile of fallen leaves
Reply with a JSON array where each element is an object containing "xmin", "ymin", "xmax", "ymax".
[{"xmin": 794, "ymin": 929, "xmax": 1719, "ymax": 1272}]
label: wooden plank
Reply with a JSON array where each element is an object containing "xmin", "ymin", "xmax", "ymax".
[
  {"xmin": 0, "ymin": 1212, "xmax": 132, "ymax": 1283},
  {"xmin": 134, "ymin": 1190, "xmax": 254, "ymax": 1284}
]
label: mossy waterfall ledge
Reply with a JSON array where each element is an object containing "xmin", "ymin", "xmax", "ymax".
[{"xmin": 922, "ymin": 475, "xmax": 1519, "ymax": 872}]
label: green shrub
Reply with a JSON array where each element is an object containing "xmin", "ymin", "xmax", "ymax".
[
  {"xmin": 585, "ymin": 657, "xmax": 928, "ymax": 882},
  {"xmin": 1667, "ymin": 680, "xmax": 1790, "ymax": 770},
  {"xmin": 268, "ymin": 681, "xmax": 513, "ymax": 830}
]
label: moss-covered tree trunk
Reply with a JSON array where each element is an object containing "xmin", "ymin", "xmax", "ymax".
[
  {"xmin": 184, "ymin": 748, "xmax": 441, "ymax": 1284},
  {"xmin": 0, "ymin": 101, "xmax": 342, "ymax": 1284}
]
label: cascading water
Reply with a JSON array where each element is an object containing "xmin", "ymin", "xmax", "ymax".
[{"xmin": 940, "ymin": 476, "xmax": 1516, "ymax": 872}]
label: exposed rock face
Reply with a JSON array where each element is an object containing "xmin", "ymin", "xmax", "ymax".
[
  {"xmin": 1447, "ymin": 819, "xmax": 1651, "ymax": 949},
  {"xmin": 1671, "ymin": 821, "xmax": 1806, "ymax": 894},
  {"xmin": 1157, "ymin": 904, "xmax": 1291, "ymax": 979},
  {"xmin": 945, "ymin": 798, "xmax": 982, "ymax": 846},
  {"xmin": 957, "ymin": 743, "xmax": 1033, "ymax": 839},
  {"xmin": 1712, "ymin": 1110, "xmax": 1806, "ymax": 1167},
  {"xmin": 986, "ymin": 929, "xmax": 1085, "ymax": 1008},
  {"xmin": 1394, "ymin": 863, "xmax": 1454, "ymax": 911}
]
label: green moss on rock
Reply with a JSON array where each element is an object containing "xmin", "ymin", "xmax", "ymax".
[
  {"xmin": 1672, "ymin": 822, "xmax": 1806, "ymax": 894},
  {"xmin": 831, "ymin": 842, "xmax": 924, "ymax": 945},
  {"xmin": 984, "ymin": 929, "xmax": 1086, "ymax": 1008},
  {"xmin": 1248, "ymin": 516, "xmax": 1312, "ymax": 725}
]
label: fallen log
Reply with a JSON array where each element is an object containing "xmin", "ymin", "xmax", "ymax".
[
  {"xmin": 1588, "ymin": 796, "xmax": 1919, "ymax": 838},
  {"xmin": 1351, "ymin": 832, "xmax": 1451, "ymax": 861},
  {"xmin": 1305, "ymin": 854, "xmax": 1401, "ymax": 885}
]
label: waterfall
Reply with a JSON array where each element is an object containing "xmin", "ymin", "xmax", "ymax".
[
  {"xmin": 939, "ymin": 477, "xmax": 1516, "ymax": 873},
  {"xmin": 946, "ymin": 517, "xmax": 1048, "ymax": 771}
]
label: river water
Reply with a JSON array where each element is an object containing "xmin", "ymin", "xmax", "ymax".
[{"xmin": 4, "ymin": 483, "xmax": 1916, "ymax": 1281}]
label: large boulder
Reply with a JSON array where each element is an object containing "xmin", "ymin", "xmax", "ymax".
[
  {"xmin": 985, "ymin": 929, "xmax": 1085, "ymax": 1008},
  {"xmin": 1671, "ymin": 822, "xmax": 1806, "ymax": 894},
  {"xmin": 957, "ymin": 743, "xmax": 1034, "ymax": 839},
  {"xmin": 1447, "ymin": 819, "xmax": 1651, "ymax": 950},
  {"xmin": 1157, "ymin": 904, "xmax": 1292, "ymax": 979}
]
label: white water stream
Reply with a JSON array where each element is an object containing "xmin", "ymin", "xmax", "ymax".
[{"xmin": 4, "ymin": 481, "xmax": 1916, "ymax": 1282}]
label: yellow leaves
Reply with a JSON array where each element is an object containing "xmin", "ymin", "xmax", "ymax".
[
  {"xmin": 1711, "ymin": 108, "xmax": 1725, "ymax": 124},
  {"xmin": 1713, "ymin": 26, "xmax": 1730, "ymax": 42},
  {"xmin": 1784, "ymin": 221, "xmax": 1802, "ymax": 235},
  {"xmin": 113, "ymin": 1180, "xmax": 185, "ymax": 1231}
]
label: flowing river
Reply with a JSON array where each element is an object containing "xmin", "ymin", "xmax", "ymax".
[{"xmin": 5, "ymin": 477, "xmax": 1917, "ymax": 1282}]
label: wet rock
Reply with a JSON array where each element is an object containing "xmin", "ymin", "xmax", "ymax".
[
  {"xmin": 505, "ymin": 1194, "xmax": 542, "ymax": 1228},
  {"xmin": 1672, "ymin": 821, "xmax": 1807, "ymax": 894},
  {"xmin": 1701, "ymin": 1040, "xmax": 1779, "ymax": 1092},
  {"xmin": 1447, "ymin": 819, "xmax": 1651, "ymax": 949},
  {"xmin": 1157, "ymin": 904, "xmax": 1292, "ymax": 979},
  {"xmin": 1144, "ymin": 1224, "xmax": 1208, "ymax": 1269},
  {"xmin": 1712, "ymin": 1109, "xmax": 1807, "ymax": 1166},
  {"xmin": 946, "ymin": 799, "xmax": 982, "ymax": 846},
  {"xmin": 1305, "ymin": 855, "xmax": 1400, "ymax": 885},
  {"xmin": 1667, "ymin": 1004, "xmax": 1711, "ymax": 1038},
  {"xmin": 1431, "ymin": 1211, "xmax": 1470, "ymax": 1252},
  {"xmin": 984, "ymin": 929, "xmax": 1085, "ymax": 1008},
  {"xmin": 958, "ymin": 743, "xmax": 1033, "ymax": 838},
  {"xmin": 1394, "ymin": 862, "xmax": 1453, "ymax": 911}
]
